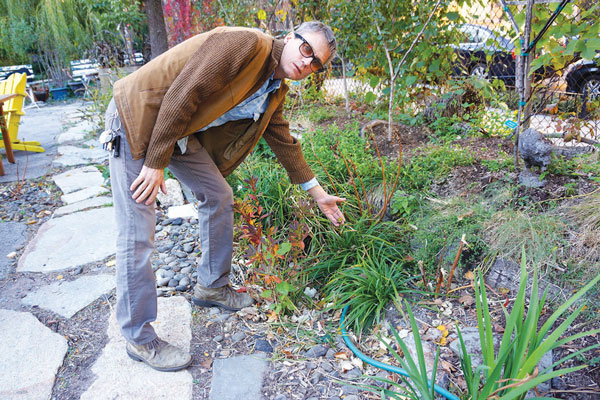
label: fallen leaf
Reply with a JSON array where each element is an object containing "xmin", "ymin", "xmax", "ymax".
[
  {"xmin": 239, "ymin": 306, "xmax": 257, "ymax": 315},
  {"xmin": 398, "ymin": 329, "xmax": 409, "ymax": 339},
  {"xmin": 334, "ymin": 352, "xmax": 349, "ymax": 360},
  {"xmin": 267, "ymin": 311, "xmax": 278, "ymax": 322},
  {"xmin": 441, "ymin": 360, "xmax": 455, "ymax": 373},
  {"xmin": 201, "ymin": 358, "xmax": 213, "ymax": 369},
  {"xmin": 464, "ymin": 271, "xmax": 475, "ymax": 280},
  {"xmin": 379, "ymin": 335, "xmax": 393, "ymax": 350},
  {"xmin": 340, "ymin": 360, "xmax": 354, "ymax": 372},
  {"xmin": 281, "ymin": 350, "xmax": 294, "ymax": 358},
  {"xmin": 106, "ymin": 260, "xmax": 116, "ymax": 267},
  {"xmin": 457, "ymin": 210, "xmax": 474, "ymax": 221},
  {"xmin": 459, "ymin": 295, "xmax": 475, "ymax": 306},
  {"xmin": 494, "ymin": 324, "xmax": 505, "ymax": 333},
  {"xmin": 499, "ymin": 287, "xmax": 510, "ymax": 295},
  {"xmin": 351, "ymin": 357, "xmax": 364, "ymax": 370}
]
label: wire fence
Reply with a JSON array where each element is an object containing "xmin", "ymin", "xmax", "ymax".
[{"xmin": 318, "ymin": 1, "xmax": 599, "ymax": 149}]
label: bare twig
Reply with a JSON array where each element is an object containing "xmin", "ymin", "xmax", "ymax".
[
  {"xmin": 434, "ymin": 240, "xmax": 448, "ymax": 295},
  {"xmin": 308, "ymin": 136, "xmax": 339, "ymax": 197},
  {"xmin": 336, "ymin": 143, "xmax": 363, "ymax": 214},
  {"xmin": 346, "ymin": 156, "xmax": 371, "ymax": 215},
  {"xmin": 446, "ymin": 234, "xmax": 467, "ymax": 295}
]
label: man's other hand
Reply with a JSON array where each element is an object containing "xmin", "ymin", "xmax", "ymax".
[{"xmin": 130, "ymin": 166, "xmax": 167, "ymax": 205}]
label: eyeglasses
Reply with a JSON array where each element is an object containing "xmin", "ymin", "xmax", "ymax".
[{"xmin": 294, "ymin": 33, "xmax": 325, "ymax": 73}]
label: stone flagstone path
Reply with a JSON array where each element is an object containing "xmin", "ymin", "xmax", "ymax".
[
  {"xmin": 0, "ymin": 309, "xmax": 68, "ymax": 400},
  {"xmin": 21, "ymin": 274, "xmax": 115, "ymax": 318},
  {"xmin": 1, "ymin": 101, "xmax": 268, "ymax": 400}
]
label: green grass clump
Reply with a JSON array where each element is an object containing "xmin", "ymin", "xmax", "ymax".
[
  {"xmin": 326, "ymin": 249, "xmax": 416, "ymax": 334},
  {"xmin": 306, "ymin": 216, "xmax": 409, "ymax": 282},
  {"xmin": 484, "ymin": 209, "xmax": 567, "ymax": 270}
]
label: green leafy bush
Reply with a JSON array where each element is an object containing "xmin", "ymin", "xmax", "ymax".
[
  {"xmin": 390, "ymin": 190, "xmax": 426, "ymax": 220},
  {"xmin": 398, "ymin": 145, "xmax": 475, "ymax": 191}
]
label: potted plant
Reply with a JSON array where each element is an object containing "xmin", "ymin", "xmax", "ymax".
[{"xmin": 39, "ymin": 49, "xmax": 70, "ymax": 100}]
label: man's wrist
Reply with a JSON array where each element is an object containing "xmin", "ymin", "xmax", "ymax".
[{"xmin": 307, "ymin": 184, "xmax": 326, "ymax": 201}]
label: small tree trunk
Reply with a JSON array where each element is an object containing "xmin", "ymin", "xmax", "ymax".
[
  {"xmin": 383, "ymin": 46, "xmax": 395, "ymax": 143},
  {"xmin": 122, "ymin": 24, "xmax": 136, "ymax": 66},
  {"xmin": 523, "ymin": 52, "xmax": 534, "ymax": 129},
  {"xmin": 145, "ymin": 0, "xmax": 169, "ymax": 59},
  {"xmin": 340, "ymin": 55, "xmax": 350, "ymax": 118}
]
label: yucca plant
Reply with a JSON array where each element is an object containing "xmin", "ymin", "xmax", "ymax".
[
  {"xmin": 376, "ymin": 303, "xmax": 442, "ymax": 400},
  {"xmin": 360, "ymin": 250, "xmax": 600, "ymax": 400},
  {"xmin": 458, "ymin": 249, "xmax": 600, "ymax": 399}
]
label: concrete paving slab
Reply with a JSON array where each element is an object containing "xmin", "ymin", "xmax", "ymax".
[
  {"xmin": 0, "ymin": 101, "xmax": 95, "ymax": 182},
  {"xmin": 52, "ymin": 145, "xmax": 107, "ymax": 168},
  {"xmin": 53, "ymin": 166, "xmax": 105, "ymax": 194},
  {"xmin": 0, "ymin": 106, "xmax": 62, "ymax": 183},
  {"xmin": 57, "ymin": 120, "xmax": 96, "ymax": 144},
  {"xmin": 0, "ymin": 221, "xmax": 27, "ymax": 279},
  {"xmin": 54, "ymin": 196, "xmax": 113, "ymax": 217},
  {"xmin": 22, "ymin": 274, "xmax": 115, "ymax": 318},
  {"xmin": 18, "ymin": 207, "xmax": 116, "ymax": 273},
  {"xmin": 61, "ymin": 186, "xmax": 109, "ymax": 204},
  {"xmin": 210, "ymin": 354, "xmax": 267, "ymax": 400},
  {"xmin": 81, "ymin": 296, "xmax": 193, "ymax": 400},
  {"xmin": 0, "ymin": 309, "xmax": 68, "ymax": 400}
]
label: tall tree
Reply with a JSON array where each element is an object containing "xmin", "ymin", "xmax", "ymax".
[{"xmin": 145, "ymin": 0, "xmax": 168, "ymax": 58}]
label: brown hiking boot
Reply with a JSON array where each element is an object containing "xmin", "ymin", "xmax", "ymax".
[
  {"xmin": 126, "ymin": 337, "xmax": 192, "ymax": 372},
  {"xmin": 192, "ymin": 284, "xmax": 255, "ymax": 311}
]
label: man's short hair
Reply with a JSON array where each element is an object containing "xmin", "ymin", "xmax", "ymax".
[{"xmin": 295, "ymin": 21, "xmax": 337, "ymax": 65}]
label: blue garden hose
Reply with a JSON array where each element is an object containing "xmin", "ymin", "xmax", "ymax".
[{"xmin": 340, "ymin": 306, "xmax": 460, "ymax": 400}]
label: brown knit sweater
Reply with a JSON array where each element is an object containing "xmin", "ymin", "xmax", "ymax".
[{"xmin": 113, "ymin": 27, "xmax": 314, "ymax": 184}]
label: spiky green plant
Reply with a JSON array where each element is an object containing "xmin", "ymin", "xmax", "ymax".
[{"xmin": 458, "ymin": 249, "xmax": 600, "ymax": 399}]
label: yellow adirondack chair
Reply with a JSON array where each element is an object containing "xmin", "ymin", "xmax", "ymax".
[{"xmin": 0, "ymin": 73, "xmax": 44, "ymax": 153}]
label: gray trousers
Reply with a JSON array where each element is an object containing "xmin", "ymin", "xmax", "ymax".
[{"xmin": 107, "ymin": 99, "xmax": 233, "ymax": 344}]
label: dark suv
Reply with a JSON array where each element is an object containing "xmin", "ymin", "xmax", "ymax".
[
  {"xmin": 452, "ymin": 24, "xmax": 517, "ymax": 83},
  {"xmin": 566, "ymin": 56, "xmax": 600, "ymax": 99}
]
